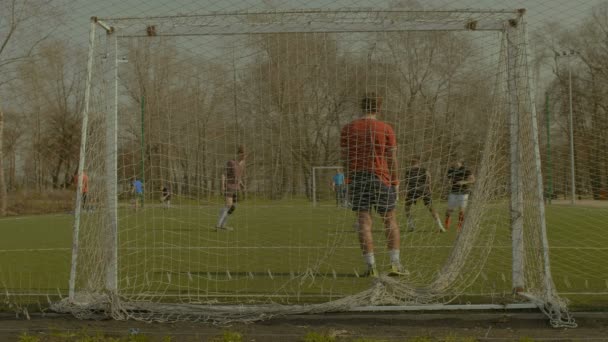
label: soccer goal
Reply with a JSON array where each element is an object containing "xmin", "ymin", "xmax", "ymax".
[{"xmin": 56, "ymin": 9, "xmax": 575, "ymax": 327}]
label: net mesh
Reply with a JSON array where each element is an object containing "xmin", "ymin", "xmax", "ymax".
[{"xmin": 40, "ymin": 9, "xmax": 574, "ymax": 327}]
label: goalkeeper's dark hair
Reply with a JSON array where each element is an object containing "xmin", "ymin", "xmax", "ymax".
[{"xmin": 361, "ymin": 93, "xmax": 382, "ymax": 113}]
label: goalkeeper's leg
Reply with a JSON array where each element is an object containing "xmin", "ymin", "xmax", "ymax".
[
  {"xmin": 217, "ymin": 193, "xmax": 237, "ymax": 230},
  {"xmin": 424, "ymin": 194, "xmax": 445, "ymax": 232},
  {"xmin": 404, "ymin": 198, "xmax": 415, "ymax": 232},
  {"xmin": 456, "ymin": 194, "xmax": 469, "ymax": 232},
  {"xmin": 216, "ymin": 195, "xmax": 232, "ymax": 229},
  {"xmin": 445, "ymin": 193, "xmax": 458, "ymax": 230}
]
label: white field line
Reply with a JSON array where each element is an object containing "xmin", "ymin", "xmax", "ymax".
[
  {"xmin": 5, "ymin": 291, "xmax": 608, "ymax": 297},
  {"xmin": 1, "ymin": 246, "xmax": 608, "ymax": 253}
]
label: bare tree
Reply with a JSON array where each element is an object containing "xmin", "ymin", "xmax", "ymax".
[
  {"xmin": 13, "ymin": 41, "xmax": 86, "ymax": 189},
  {"xmin": 0, "ymin": 0, "xmax": 59, "ymax": 214},
  {"xmin": 240, "ymin": 32, "xmax": 353, "ymax": 198},
  {"xmin": 532, "ymin": 3, "xmax": 608, "ymax": 199},
  {"xmin": 2, "ymin": 111, "xmax": 22, "ymax": 190}
]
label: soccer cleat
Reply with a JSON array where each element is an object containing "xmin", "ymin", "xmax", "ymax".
[
  {"xmin": 362, "ymin": 265, "xmax": 378, "ymax": 277},
  {"xmin": 216, "ymin": 226, "xmax": 234, "ymax": 231},
  {"xmin": 388, "ymin": 264, "xmax": 409, "ymax": 277}
]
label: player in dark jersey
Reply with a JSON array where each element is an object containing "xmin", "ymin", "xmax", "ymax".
[
  {"xmin": 160, "ymin": 185, "xmax": 171, "ymax": 209},
  {"xmin": 216, "ymin": 145, "xmax": 246, "ymax": 231},
  {"xmin": 445, "ymin": 159, "xmax": 475, "ymax": 231},
  {"xmin": 404, "ymin": 157, "xmax": 445, "ymax": 233}
]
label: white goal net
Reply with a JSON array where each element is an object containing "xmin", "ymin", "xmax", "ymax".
[{"xmin": 53, "ymin": 9, "xmax": 575, "ymax": 327}]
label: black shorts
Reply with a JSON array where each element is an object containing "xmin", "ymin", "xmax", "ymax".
[
  {"xmin": 405, "ymin": 190, "xmax": 432, "ymax": 206},
  {"xmin": 224, "ymin": 190, "xmax": 238, "ymax": 202},
  {"xmin": 349, "ymin": 172, "xmax": 396, "ymax": 214}
]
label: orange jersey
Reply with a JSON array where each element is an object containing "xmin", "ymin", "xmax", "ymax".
[
  {"xmin": 340, "ymin": 117, "xmax": 398, "ymax": 186},
  {"xmin": 74, "ymin": 173, "xmax": 89, "ymax": 193}
]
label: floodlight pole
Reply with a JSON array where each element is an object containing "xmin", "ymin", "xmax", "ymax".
[
  {"xmin": 141, "ymin": 95, "xmax": 145, "ymax": 208},
  {"xmin": 567, "ymin": 54, "xmax": 576, "ymax": 205},
  {"xmin": 556, "ymin": 51, "xmax": 578, "ymax": 204},
  {"xmin": 545, "ymin": 92, "xmax": 552, "ymax": 205}
]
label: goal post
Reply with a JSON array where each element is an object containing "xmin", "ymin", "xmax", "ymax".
[{"xmin": 56, "ymin": 8, "xmax": 575, "ymax": 328}]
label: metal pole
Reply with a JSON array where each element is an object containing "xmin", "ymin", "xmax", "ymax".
[
  {"xmin": 506, "ymin": 26, "xmax": 525, "ymax": 292},
  {"xmin": 105, "ymin": 32, "xmax": 119, "ymax": 293},
  {"xmin": 524, "ymin": 23, "xmax": 575, "ymax": 328},
  {"xmin": 545, "ymin": 92, "xmax": 552, "ymax": 205},
  {"xmin": 232, "ymin": 46, "xmax": 239, "ymax": 141},
  {"xmin": 141, "ymin": 95, "xmax": 145, "ymax": 208},
  {"xmin": 69, "ymin": 18, "xmax": 97, "ymax": 301},
  {"xmin": 567, "ymin": 62, "xmax": 576, "ymax": 204},
  {"xmin": 312, "ymin": 167, "xmax": 317, "ymax": 207}
]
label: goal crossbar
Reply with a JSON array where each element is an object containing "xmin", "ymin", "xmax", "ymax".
[{"xmin": 96, "ymin": 9, "xmax": 524, "ymax": 37}]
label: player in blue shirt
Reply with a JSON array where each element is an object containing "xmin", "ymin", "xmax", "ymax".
[
  {"xmin": 331, "ymin": 169, "xmax": 346, "ymax": 207},
  {"xmin": 132, "ymin": 177, "xmax": 144, "ymax": 210}
]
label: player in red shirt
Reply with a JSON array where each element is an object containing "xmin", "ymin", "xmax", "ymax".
[
  {"xmin": 341, "ymin": 93, "xmax": 406, "ymax": 277},
  {"xmin": 73, "ymin": 171, "xmax": 89, "ymax": 210},
  {"xmin": 216, "ymin": 145, "xmax": 246, "ymax": 231}
]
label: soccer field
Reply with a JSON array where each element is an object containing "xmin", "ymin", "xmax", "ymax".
[{"xmin": 0, "ymin": 200, "xmax": 607, "ymax": 310}]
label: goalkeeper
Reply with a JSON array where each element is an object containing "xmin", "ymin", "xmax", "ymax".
[
  {"xmin": 216, "ymin": 145, "xmax": 246, "ymax": 231},
  {"xmin": 445, "ymin": 159, "xmax": 475, "ymax": 231}
]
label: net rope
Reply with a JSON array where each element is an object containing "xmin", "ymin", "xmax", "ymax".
[{"xmin": 49, "ymin": 9, "xmax": 575, "ymax": 328}]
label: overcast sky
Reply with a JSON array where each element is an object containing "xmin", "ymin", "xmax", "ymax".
[
  {"xmin": 61, "ymin": 0, "xmax": 602, "ymax": 34},
  {"xmin": 3, "ymin": 0, "xmax": 604, "ymax": 109}
]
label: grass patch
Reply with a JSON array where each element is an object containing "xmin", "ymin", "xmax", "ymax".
[{"xmin": 0, "ymin": 199, "xmax": 606, "ymax": 310}]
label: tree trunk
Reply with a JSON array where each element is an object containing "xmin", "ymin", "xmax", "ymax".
[{"xmin": 0, "ymin": 109, "xmax": 6, "ymax": 216}]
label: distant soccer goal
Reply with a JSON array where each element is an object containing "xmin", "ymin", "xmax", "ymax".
[{"xmin": 56, "ymin": 9, "xmax": 575, "ymax": 328}]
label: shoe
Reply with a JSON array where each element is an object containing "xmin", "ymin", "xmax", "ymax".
[
  {"xmin": 388, "ymin": 264, "xmax": 409, "ymax": 277},
  {"xmin": 362, "ymin": 265, "xmax": 378, "ymax": 277},
  {"xmin": 216, "ymin": 226, "xmax": 234, "ymax": 231}
]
